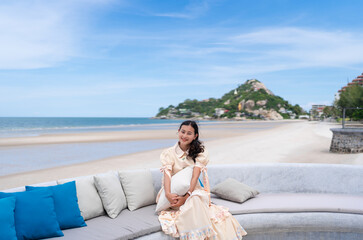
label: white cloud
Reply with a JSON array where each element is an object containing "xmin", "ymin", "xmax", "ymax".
[
  {"xmin": 150, "ymin": 0, "xmax": 209, "ymax": 19},
  {"xmin": 230, "ymin": 27, "xmax": 363, "ymax": 68},
  {"xmin": 152, "ymin": 13, "xmax": 192, "ymax": 19},
  {"xmin": 0, "ymin": 2, "xmax": 73, "ymax": 69},
  {"xmin": 153, "ymin": 27, "xmax": 363, "ymax": 82},
  {"xmin": 0, "ymin": 0, "xmax": 116, "ymax": 70}
]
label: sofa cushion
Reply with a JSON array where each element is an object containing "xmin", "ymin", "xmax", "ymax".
[
  {"xmin": 211, "ymin": 193, "xmax": 363, "ymax": 215},
  {"xmin": 135, "ymin": 212, "xmax": 363, "ymax": 240},
  {"xmin": 53, "ymin": 205, "xmax": 160, "ymax": 240},
  {"xmin": 2, "ymin": 181, "xmax": 58, "ymax": 193},
  {"xmin": 0, "ymin": 197, "xmax": 17, "ymax": 240},
  {"xmin": 58, "ymin": 175, "xmax": 105, "ymax": 220},
  {"xmin": 26, "ymin": 181, "xmax": 86, "ymax": 230},
  {"xmin": 211, "ymin": 178, "xmax": 259, "ymax": 203},
  {"xmin": 136, "ymin": 231, "xmax": 363, "ymax": 240},
  {"xmin": 0, "ymin": 189, "xmax": 64, "ymax": 240},
  {"xmin": 207, "ymin": 163, "xmax": 363, "ymax": 195},
  {"xmin": 235, "ymin": 212, "xmax": 363, "ymax": 235},
  {"xmin": 94, "ymin": 171, "xmax": 127, "ymax": 219},
  {"xmin": 119, "ymin": 169, "xmax": 156, "ymax": 211}
]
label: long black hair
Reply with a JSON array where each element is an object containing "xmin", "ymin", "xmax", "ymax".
[{"xmin": 179, "ymin": 120, "xmax": 205, "ymax": 163}]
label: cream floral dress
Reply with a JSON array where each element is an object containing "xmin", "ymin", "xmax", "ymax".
[{"xmin": 156, "ymin": 143, "xmax": 247, "ymax": 240}]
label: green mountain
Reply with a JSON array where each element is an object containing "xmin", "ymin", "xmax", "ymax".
[{"xmin": 156, "ymin": 79, "xmax": 305, "ymax": 120}]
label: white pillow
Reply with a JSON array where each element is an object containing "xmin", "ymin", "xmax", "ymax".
[
  {"xmin": 119, "ymin": 169, "xmax": 156, "ymax": 211},
  {"xmin": 58, "ymin": 175, "xmax": 105, "ymax": 220},
  {"xmin": 94, "ymin": 171, "xmax": 127, "ymax": 219},
  {"xmin": 155, "ymin": 166, "xmax": 193, "ymax": 213}
]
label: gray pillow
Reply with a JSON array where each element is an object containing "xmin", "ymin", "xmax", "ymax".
[
  {"xmin": 94, "ymin": 171, "xmax": 127, "ymax": 219},
  {"xmin": 58, "ymin": 175, "xmax": 105, "ymax": 220},
  {"xmin": 119, "ymin": 169, "xmax": 156, "ymax": 211},
  {"xmin": 211, "ymin": 178, "xmax": 259, "ymax": 203}
]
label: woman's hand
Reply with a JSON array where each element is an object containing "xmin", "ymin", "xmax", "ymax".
[
  {"xmin": 170, "ymin": 195, "xmax": 188, "ymax": 208},
  {"xmin": 166, "ymin": 193, "xmax": 178, "ymax": 205}
]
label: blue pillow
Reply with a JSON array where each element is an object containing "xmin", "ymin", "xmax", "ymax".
[
  {"xmin": 0, "ymin": 189, "xmax": 63, "ymax": 240},
  {"xmin": 0, "ymin": 197, "xmax": 17, "ymax": 240},
  {"xmin": 26, "ymin": 181, "xmax": 86, "ymax": 229}
]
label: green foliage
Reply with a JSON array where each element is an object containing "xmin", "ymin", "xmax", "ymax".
[
  {"xmin": 338, "ymin": 85, "xmax": 363, "ymax": 108},
  {"xmin": 156, "ymin": 107, "xmax": 169, "ymax": 117},
  {"xmin": 337, "ymin": 85, "xmax": 363, "ymax": 120},
  {"xmin": 280, "ymin": 113, "xmax": 290, "ymax": 119},
  {"xmin": 352, "ymin": 110, "xmax": 363, "ymax": 120},
  {"xmin": 156, "ymin": 79, "xmax": 305, "ymax": 119},
  {"xmin": 220, "ymin": 111, "xmax": 235, "ymax": 118},
  {"xmin": 291, "ymin": 104, "xmax": 305, "ymax": 115},
  {"xmin": 322, "ymin": 106, "xmax": 340, "ymax": 118}
]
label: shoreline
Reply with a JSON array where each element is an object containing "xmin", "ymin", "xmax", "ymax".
[
  {"xmin": 0, "ymin": 118, "xmax": 288, "ymax": 139},
  {"xmin": 0, "ymin": 120, "xmax": 292, "ymax": 147},
  {"xmin": 1, "ymin": 120, "xmax": 362, "ymax": 190}
]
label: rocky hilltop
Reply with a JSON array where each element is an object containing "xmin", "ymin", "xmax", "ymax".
[{"xmin": 156, "ymin": 79, "xmax": 305, "ymax": 120}]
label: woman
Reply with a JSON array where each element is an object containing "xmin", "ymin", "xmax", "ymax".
[{"xmin": 157, "ymin": 120, "xmax": 247, "ymax": 239}]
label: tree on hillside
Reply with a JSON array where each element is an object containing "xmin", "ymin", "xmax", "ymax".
[
  {"xmin": 337, "ymin": 84, "xmax": 363, "ymax": 120},
  {"xmin": 155, "ymin": 79, "xmax": 305, "ymax": 119},
  {"xmin": 322, "ymin": 106, "xmax": 340, "ymax": 118},
  {"xmin": 292, "ymin": 104, "xmax": 305, "ymax": 115}
]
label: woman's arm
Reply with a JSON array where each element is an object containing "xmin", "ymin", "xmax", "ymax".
[
  {"xmin": 171, "ymin": 167, "xmax": 201, "ymax": 207},
  {"xmin": 188, "ymin": 166, "xmax": 202, "ymax": 193}
]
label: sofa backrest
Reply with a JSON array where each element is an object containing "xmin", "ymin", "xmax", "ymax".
[
  {"xmin": 4, "ymin": 163, "xmax": 362, "ymax": 195},
  {"xmin": 150, "ymin": 163, "xmax": 363, "ymax": 195},
  {"xmin": 2, "ymin": 181, "xmax": 58, "ymax": 193}
]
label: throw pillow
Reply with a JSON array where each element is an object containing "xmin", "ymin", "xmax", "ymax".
[
  {"xmin": 0, "ymin": 197, "xmax": 17, "ymax": 240},
  {"xmin": 119, "ymin": 169, "xmax": 156, "ymax": 211},
  {"xmin": 58, "ymin": 176, "xmax": 105, "ymax": 220},
  {"xmin": 155, "ymin": 166, "xmax": 194, "ymax": 212},
  {"xmin": 211, "ymin": 178, "xmax": 259, "ymax": 203},
  {"xmin": 94, "ymin": 171, "xmax": 127, "ymax": 218},
  {"xmin": 26, "ymin": 181, "xmax": 86, "ymax": 229},
  {"xmin": 0, "ymin": 188, "xmax": 63, "ymax": 240}
]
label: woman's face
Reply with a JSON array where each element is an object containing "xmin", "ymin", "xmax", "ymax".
[{"xmin": 178, "ymin": 125, "xmax": 197, "ymax": 146}]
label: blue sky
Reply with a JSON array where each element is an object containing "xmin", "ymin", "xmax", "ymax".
[{"xmin": 0, "ymin": 0, "xmax": 362, "ymax": 117}]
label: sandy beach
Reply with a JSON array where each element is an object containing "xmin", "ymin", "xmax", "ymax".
[{"xmin": 1, "ymin": 120, "xmax": 362, "ymax": 190}]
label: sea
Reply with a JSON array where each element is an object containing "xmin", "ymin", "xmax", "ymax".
[
  {"xmin": 0, "ymin": 117, "xmax": 207, "ymax": 176},
  {"xmin": 0, "ymin": 117, "xmax": 189, "ymax": 138},
  {"xmin": 0, "ymin": 117, "xmax": 279, "ymax": 176}
]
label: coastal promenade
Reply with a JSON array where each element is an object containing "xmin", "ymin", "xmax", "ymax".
[{"xmin": 1, "ymin": 120, "xmax": 362, "ymax": 190}]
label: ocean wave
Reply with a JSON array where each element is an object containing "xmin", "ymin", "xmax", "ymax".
[{"xmin": 0, "ymin": 122, "xmax": 182, "ymax": 132}]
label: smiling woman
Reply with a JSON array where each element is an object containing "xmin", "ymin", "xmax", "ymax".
[
  {"xmin": 156, "ymin": 120, "xmax": 247, "ymax": 239},
  {"xmin": 178, "ymin": 120, "xmax": 204, "ymax": 162}
]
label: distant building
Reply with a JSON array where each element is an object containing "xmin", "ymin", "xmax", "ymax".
[
  {"xmin": 299, "ymin": 115, "xmax": 309, "ymax": 119},
  {"xmin": 179, "ymin": 108, "xmax": 191, "ymax": 116},
  {"xmin": 215, "ymin": 108, "xmax": 227, "ymax": 117},
  {"xmin": 310, "ymin": 105, "xmax": 326, "ymax": 118},
  {"xmin": 191, "ymin": 112, "xmax": 201, "ymax": 117}
]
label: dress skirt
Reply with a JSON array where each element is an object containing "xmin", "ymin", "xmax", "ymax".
[{"xmin": 158, "ymin": 189, "xmax": 247, "ymax": 240}]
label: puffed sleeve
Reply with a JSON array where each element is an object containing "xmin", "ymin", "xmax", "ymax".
[
  {"xmin": 160, "ymin": 148, "xmax": 174, "ymax": 170},
  {"xmin": 195, "ymin": 148, "xmax": 209, "ymax": 168}
]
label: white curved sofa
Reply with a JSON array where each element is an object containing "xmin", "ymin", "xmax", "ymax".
[{"xmin": 4, "ymin": 163, "xmax": 363, "ymax": 240}]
